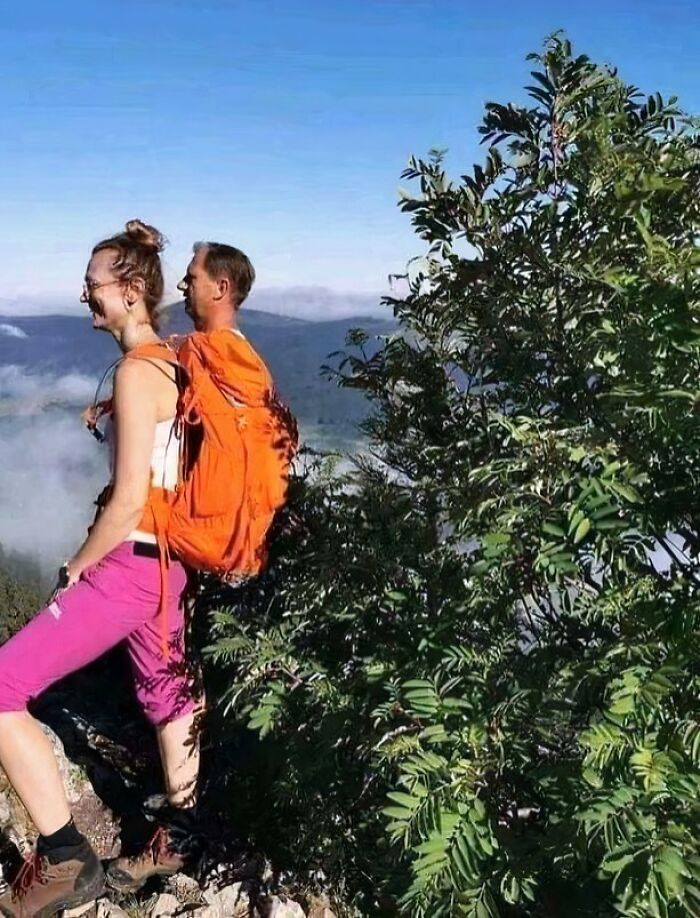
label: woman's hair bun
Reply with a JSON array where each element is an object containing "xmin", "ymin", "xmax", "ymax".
[{"xmin": 124, "ymin": 219, "xmax": 166, "ymax": 253}]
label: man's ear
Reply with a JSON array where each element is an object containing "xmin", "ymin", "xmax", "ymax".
[{"xmin": 214, "ymin": 276, "xmax": 230, "ymax": 301}]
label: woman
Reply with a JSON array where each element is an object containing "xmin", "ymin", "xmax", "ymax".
[{"xmin": 0, "ymin": 221, "xmax": 201, "ymax": 918}]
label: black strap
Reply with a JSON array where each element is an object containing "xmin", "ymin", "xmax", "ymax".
[
  {"xmin": 91, "ymin": 352, "xmax": 185, "ymax": 415},
  {"xmin": 91, "ymin": 357, "xmax": 122, "ymax": 411}
]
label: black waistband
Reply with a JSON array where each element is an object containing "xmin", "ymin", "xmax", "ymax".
[{"xmin": 130, "ymin": 541, "xmax": 161, "ymax": 559}]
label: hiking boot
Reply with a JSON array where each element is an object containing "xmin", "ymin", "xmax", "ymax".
[
  {"xmin": 106, "ymin": 825, "xmax": 186, "ymax": 893},
  {"xmin": 0, "ymin": 839, "xmax": 104, "ymax": 918}
]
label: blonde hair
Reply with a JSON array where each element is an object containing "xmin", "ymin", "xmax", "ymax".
[{"xmin": 93, "ymin": 219, "xmax": 167, "ymax": 328}]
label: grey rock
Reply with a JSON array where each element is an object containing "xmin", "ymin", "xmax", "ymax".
[
  {"xmin": 166, "ymin": 871, "xmax": 207, "ymax": 908},
  {"xmin": 263, "ymin": 897, "xmax": 306, "ymax": 918},
  {"xmin": 149, "ymin": 892, "xmax": 181, "ymax": 916},
  {"xmin": 95, "ymin": 901, "xmax": 131, "ymax": 918},
  {"xmin": 200, "ymin": 881, "xmax": 249, "ymax": 917}
]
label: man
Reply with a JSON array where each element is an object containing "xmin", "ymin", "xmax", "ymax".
[
  {"xmin": 105, "ymin": 242, "xmax": 288, "ymax": 893},
  {"xmin": 178, "ymin": 241, "xmax": 256, "ymax": 333}
]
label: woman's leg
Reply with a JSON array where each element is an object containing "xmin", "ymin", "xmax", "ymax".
[
  {"xmin": 156, "ymin": 701, "xmax": 204, "ymax": 807},
  {"xmin": 106, "ymin": 563, "xmax": 203, "ymax": 893},
  {"xmin": 124, "ymin": 560, "xmax": 203, "ymax": 808},
  {"xmin": 0, "ymin": 712, "xmax": 70, "ymax": 836},
  {"xmin": 0, "ymin": 543, "xmax": 174, "ymax": 836}
]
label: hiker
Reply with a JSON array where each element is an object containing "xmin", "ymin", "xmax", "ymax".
[
  {"xmin": 173, "ymin": 241, "xmax": 297, "ymax": 583},
  {"xmin": 0, "ymin": 220, "xmax": 202, "ymax": 917}
]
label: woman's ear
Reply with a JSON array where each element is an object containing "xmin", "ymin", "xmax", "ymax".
[{"xmin": 125, "ymin": 276, "xmax": 146, "ymax": 305}]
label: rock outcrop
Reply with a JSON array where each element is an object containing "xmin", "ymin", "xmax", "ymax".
[
  {"xmin": 0, "ymin": 724, "xmax": 120, "ymax": 862},
  {"xmin": 0, "ymin": 721, "xmax": 337, "ymax": 918}
]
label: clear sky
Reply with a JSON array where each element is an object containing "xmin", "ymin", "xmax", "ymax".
[{"xmin": 1, "ymin": 0, "xmax": 698, "ymax": 313}]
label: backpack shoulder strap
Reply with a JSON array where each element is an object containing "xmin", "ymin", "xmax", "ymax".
[
  {"xmin": 186, "ymin": 332, "xmax": 272, "ymax": 409},
  {"xmin": 123, "ymin": 341, "xmax": 185, "ymax": 391},
  {"xmin": 90, "ymin": 357, "xmax": 122, "ymax": 419},
  {"xmin": 123, "ymin": 340, "xmax": 180, "ymax": 366}
]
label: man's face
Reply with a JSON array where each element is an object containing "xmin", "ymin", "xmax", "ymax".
[{"xmin": 177, "ymin": 249, "xmax": 218, "ymax": 330}]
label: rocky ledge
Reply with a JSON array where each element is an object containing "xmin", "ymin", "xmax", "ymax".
[{"xmin": 0, "ymin": 725, "xmax": 337, "ymax": 918}]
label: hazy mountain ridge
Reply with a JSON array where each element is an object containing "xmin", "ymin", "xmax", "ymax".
[
  {"xmin": 0, "ymin": 304, "xmax": 394, "ymax": 575},
  {"xmin": 0, "ymin": 304, "xmax": 396, "ymax": 429}
]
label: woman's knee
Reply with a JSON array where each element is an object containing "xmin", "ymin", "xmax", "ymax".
[
  {"xmin": 0, "ymin": 700, "xmax": 29, "ymax": 726},
  {"xmin": 0, "ymin": 650, "xmax": 31, "ymax": 715},
  {"xmin": 0, "ymin": 625, "xmax": 46, "ymax": 714},
  {"xmin": 135, "ymin": 680, "xmax": 199, "ymax": 727}
]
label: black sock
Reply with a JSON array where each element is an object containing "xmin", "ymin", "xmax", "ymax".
[
  {"xmin": 163, "ymin": 802, "xmax": 198, "ymax": 828},
  {"xmin": 37, "ymin": 818, "xmax": 84, "ymax": 859}
]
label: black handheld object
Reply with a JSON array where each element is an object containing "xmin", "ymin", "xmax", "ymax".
[{"xmin": 57, "ymin": 564, "xmax": 71, "ymax": 589}]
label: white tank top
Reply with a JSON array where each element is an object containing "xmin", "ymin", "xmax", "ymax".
[{"xmin": 107, "ymin": 416, "xmax": 181, "ymax": 544}]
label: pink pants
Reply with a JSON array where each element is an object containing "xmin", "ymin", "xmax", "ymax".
[{"xmin": 0, "ymin": 541, "xmax": 196, "ymax": 726}]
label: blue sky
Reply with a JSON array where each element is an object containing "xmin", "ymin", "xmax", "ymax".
[{"xmin": 1, "ymin": 0, "xmax": 698, "ymax": 315}]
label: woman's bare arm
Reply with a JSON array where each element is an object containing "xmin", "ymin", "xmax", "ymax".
[{"xmin": 66, "ymin": 360, "xmax": 158, "ymax": 581}]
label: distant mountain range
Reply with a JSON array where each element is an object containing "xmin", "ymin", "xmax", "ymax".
[{"xmin": 0, "ymin": 304, "xmax": 396, "ymax": 438}]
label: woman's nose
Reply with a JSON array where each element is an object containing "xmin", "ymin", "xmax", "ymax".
[
  {"xmin": 80, "ymin": 289, "xmax": 88, "ymax": 304},
  {"xmin": 177, "ymin": 278, "xmax": 186, "ymax": 292}
]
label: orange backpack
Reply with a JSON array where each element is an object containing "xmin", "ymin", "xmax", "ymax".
[
  {"xmin": 91, "ymin": 332, "xmax": 296, "ymax": 653},
  {"xmin": 165, "ymin": 329, "xmax": 298, "ymax": 582}
]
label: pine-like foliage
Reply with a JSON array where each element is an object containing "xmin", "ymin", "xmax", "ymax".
[{"xmin": 206, "ymin": 35, "xmax": 700, "ymax": 917}]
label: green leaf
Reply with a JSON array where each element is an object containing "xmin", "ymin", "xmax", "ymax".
[
  {"xmin": 542, "ymin": 521, "xmax": 566, "ymax": 537},
  {"xmin": 658, "ymin": 846, "xmax": 691, "ymax": 879},
  {"xmin": 382, "ymin": 806, "xmax": 414, "ymax": 821},
  {"xmin": 573, "ymin": 517, "xmax": 592, "ymax": 543},
  {"xmin": 602, "ymin": 848, "xmax": 637, "ymax": 874},
  {"xmin": 386, "ymin": 792, "xmax": 421, "ymax": 810}
]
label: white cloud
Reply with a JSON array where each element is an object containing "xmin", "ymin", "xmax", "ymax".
[
  {"xmin": 247, "ymin": 286, "xmax": 389, "ymax": 321},
  {"xmin": 0, "ymin": 366, "xmax": 96, "ymax": 414},
  {"xmin": 0, "ymin": 410, "xmax": 107, "ymax": 577},
  {"xmin": 0, "ymin": 324, "xmax": 28, "ymax": 339}
]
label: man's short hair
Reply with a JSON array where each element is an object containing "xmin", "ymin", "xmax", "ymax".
[{"xmin": 194, "ymin": 241, "xmax": 256, "ymax": 307}]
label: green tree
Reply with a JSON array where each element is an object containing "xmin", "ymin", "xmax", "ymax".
[
  {"xmin": 0, "ymin": 544, "xmax": 43, "ymax": 643},
  {"xmin": 206, "ymin": 35, "xmax": 700, "ymax": 916}
]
